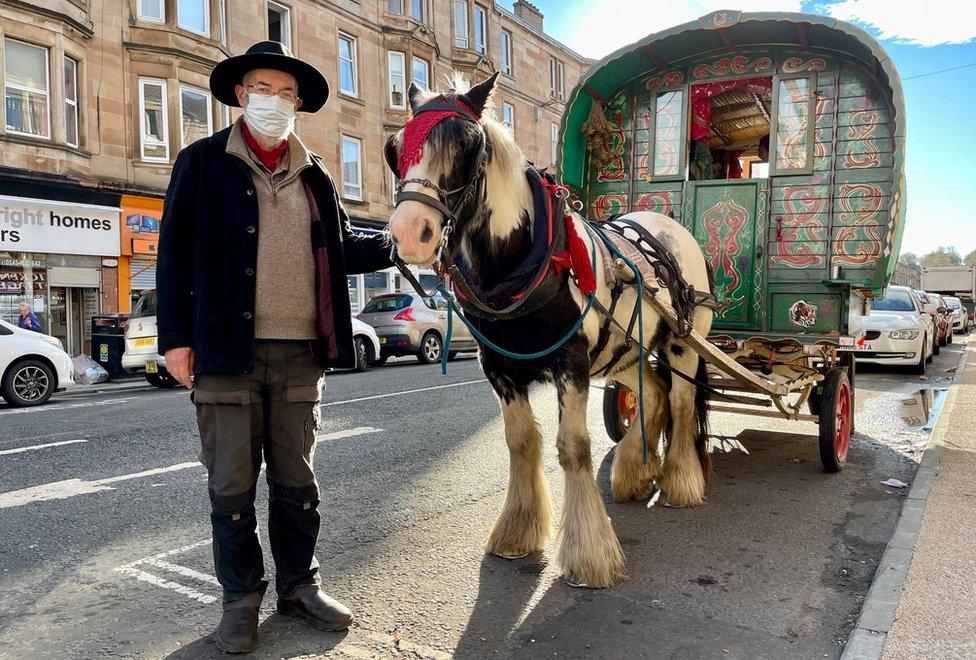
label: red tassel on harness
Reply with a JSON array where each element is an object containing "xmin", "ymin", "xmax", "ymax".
[
  {"xmin": 398, "ymin": 111, "xmax": 456, "ymax": 177},
  {"xmin": 565, "ymin": 215, "xmax": 596, "ymax": 295}
]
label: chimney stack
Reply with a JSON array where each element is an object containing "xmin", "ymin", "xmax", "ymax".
[{"xmin": 513, "ymin": 0, "xmax": 544, "ymax": 32}]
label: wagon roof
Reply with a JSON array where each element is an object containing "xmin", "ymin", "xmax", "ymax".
[{"xmin": 558, "ymin": 10, "xmax": 905, "ymax": 187}]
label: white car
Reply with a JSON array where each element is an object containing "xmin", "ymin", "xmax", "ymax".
[
  {"xmin": 0, "ymin": 319, "xmax": 75, "ymax": 406},
  {"xmin": 351, "ymin": 317, "xmax": 381, "ymax": 372},
  {"xmin": 944, "ymin": 296, "xmax": 966, "ymax": 332},
  {"xmin": 856, "ymin": 285, "xmax": 933, "ymax": 374}
]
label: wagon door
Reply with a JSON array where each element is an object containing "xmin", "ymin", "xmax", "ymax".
[{"xmin": 688, "ymin": 179, "xmax": 769, "ymax": 329}]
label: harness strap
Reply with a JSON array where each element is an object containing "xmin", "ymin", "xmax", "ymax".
[{"xmin": 395, "ymin": 190, "xmax": 457, "ymax": 221}]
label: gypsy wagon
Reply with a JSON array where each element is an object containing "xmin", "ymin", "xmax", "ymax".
[{"xmin": 557, "ymin": 11, "xmax": 906, "ymax": 470}]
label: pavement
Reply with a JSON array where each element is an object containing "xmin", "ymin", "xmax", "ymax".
[
  {"xmin": 844, "ymin": 336, "xmax": 976, "ymax": 659},
  {"xmin": 0, "ymin": 342, "xmax": 964, "ymax": 659}
]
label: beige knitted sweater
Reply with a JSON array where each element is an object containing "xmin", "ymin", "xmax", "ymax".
[{"xmin": 226, "ymin": 119, "xmax": 318, "ymax": 340}]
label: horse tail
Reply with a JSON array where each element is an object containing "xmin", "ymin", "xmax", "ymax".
[{"xmin": 694, "ymin": 355, "xmax": 712, "ymax": 480}]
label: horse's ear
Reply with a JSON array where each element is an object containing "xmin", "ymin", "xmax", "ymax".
[
  {"xmin": 465, "ymin": 71, "xmax": 500, "ymax": 116},
  {"xmin": 384, "ymin": 133, "xmax": 400, "ymax": 175},
  {"xmin": 408, "ymin": 82, "xmax": 425, "ymax": 113}
]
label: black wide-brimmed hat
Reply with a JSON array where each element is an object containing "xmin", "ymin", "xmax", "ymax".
[{"xmin": 210, "ymin": 41, "xmax": 329, "ymax": 113}]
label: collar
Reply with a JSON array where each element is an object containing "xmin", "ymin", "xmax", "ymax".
[
  {"xmin": 241, "ymin": 121, "xmax": 289, "ymax": 172},
  {"xmin": 226, "ymin": 117, "xmax": 312, "ymax": 176}
]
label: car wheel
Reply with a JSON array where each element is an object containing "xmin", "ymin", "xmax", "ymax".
[
  {"xmin": 912, "ymin": 336, "xmax": 929, "ymax": 374},
  {"xmin": 2, "ymin": 359, "xmax": 55, "ymax": 407},
  {"xmin": 418, "ymin": 332, "xmax": 443, "ymax": 364},
  {"xmin": 354, "ymin": 337, "xmax": 369, "ymax": 373},
  {"xmin": 146, "ymin": 370, "xmax": 179, "ymax": 388}
]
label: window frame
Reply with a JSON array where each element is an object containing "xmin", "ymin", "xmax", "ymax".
[
  {"xmin": 63, "ymin": 55, "xmax": 79, "ymax": 148},
  {"xmin": 473, "ymin": 5, "xmax": 486, "ymax": 54},
  {"xmin": 4, "ymin": 38, "xmax": 52, "ymax": 140},
  {"xmin": 387, "ymin": 0, "xmax": 404, "ymax": 13},
  {"xmin": 267, "ymin": 1, "xmax": 292, "ymax": 49},
  {"xmin": 500, "ymin": 29, "xmax": 513, "ymax": 76},
  {"xmin": 769, "ymin": 72, "xmax": 818, "ymax": 176},
  {"xmin": 177, "ymin": 0, "xmax": 211, "ymax": 37},
  {"xmin": 178, "ymin": 83, "xmax": 213, "ymax": 149},
  {"xmin": 337, "ymin": 33, "xmax": 359, "ymax": 98},
  {"xmin": 642, "ymin": 84, "xmax": 689, "ymax": 183},
  {"xmin": 138, "ymin": 77, "xmax": 170, "ymax": 163},
  {"xmin": 341, "ymin": 135, "xmax": 364, "ymax": 201},
  {"xmin": 410, "ymin": 0, "xmax": 425, "ymax": 22},
  {"xmin": 550, "ymin": 121, "xmax": 558, "ymax": 166},
  {"xmin": 388, "ymin": 51, "xmax": 406, "ymax": 109},
  {"xmin": 138, "ymin": 0, "xmax": 165, "ymax": 23},
  {"xmin": 453, "ymin": 0, "xmax": 468, "ymax": 48},
  {"xmin": 217, "ymin": 0, "xmax": 227, "ymax": 44},
  {"xmin": 502, "ymin": 102, "xmax": 515, "ymax": 132},
  {"xmin": 549, "ymin": 57, "xmax": 564, "ymax": 101},
  {"xmin": 411, "ymin": 56, "xmax": 430, "ymax": 90}
]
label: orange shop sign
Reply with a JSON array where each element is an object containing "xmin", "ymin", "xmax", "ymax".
[{"xmin": 120, "ymin": 195, "xmax": 162, "ymax": 256}]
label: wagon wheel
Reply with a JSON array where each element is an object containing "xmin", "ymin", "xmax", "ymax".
[
  {"xmin": 602, "ymin": 385, "xmax": 638, "ymax": 444},
  {"xmin": 818, "ymin": 368, "xmax": 852, "ymax": 473}
]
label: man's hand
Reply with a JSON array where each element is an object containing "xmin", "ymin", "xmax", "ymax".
[{"xmin": 164, "ymin": 347, "xmax": 195, "ymax": 388}]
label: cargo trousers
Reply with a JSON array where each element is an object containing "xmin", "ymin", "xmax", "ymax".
[{"xmin": 194, "ymin": 340, "xmax": 325, "ymax": 608}]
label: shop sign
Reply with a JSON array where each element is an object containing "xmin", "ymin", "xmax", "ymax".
[
  {"xmin": 0, "ymin": 195, "xmax": 121, "ymax": 257},
  {"xmin": 121, "ymin": 195, "xmax": 162, "ymax": 257}
]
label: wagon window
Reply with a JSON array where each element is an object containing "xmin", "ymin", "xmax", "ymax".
[
  {"xmin": 653, "ymin": 90, "xmax": 683, "ymax": 177},
  {"xmin": 771, "ymin": 75, "xmax": 816, "ymax": 174}
]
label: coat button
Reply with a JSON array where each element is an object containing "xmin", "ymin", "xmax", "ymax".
[
  {"xmin": 246, "ymin": 225, "xmax": 256, "ymax": 234},
  {"xmin": 243, "ymin": 311, "xmax": 253, "ymax": 320},
  {"xmin": 245, "ymin": 267, "xmax": 255, "ymax": 276}
]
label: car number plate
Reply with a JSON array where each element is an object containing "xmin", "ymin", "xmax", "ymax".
[
  {"xmin": 134, "ymin": 337, "xmax": 155, "ymax": 347},
  {"xmin": 380, "ymin": 337, "xmax": 387, "ymax": 345},
  {"xmin": 855, "ymin": 342, "xmax": 873, "ymax": 352},
  {"xmin": 145, "ymin": 360, "xmax": 159, "ymax": 373}
]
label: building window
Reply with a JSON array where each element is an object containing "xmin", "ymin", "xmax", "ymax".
[
  {"xmin": 500, "ymin": 30, "xmax": 513, "ymax": 75},
  {"xmin": 390, "ymin": 0, "xmax": 424, "ymax": 21},
  {"xmin": 341, "ymin": 136, "xmax": 363, "ymax": 200},
  {"xmin": 473, "ymin": 5, "xmax": 486, "ymax": 54},
  {"xmin": 63, "ymin": 56, "xmax": 79, "ymax": 147},
  {"xmin": 387, "ymin": 0, "xmax": 403, "ymax": 12},
  {"xmin": 139, "ymin": 78, "xmax": 169, "ymax": 162},
  {"xmin": 217, "ymin": 0, "xmax": 227, "ymax": 44},
  {"xmin": 267, "ymin": 2, "xmax": 291, "ymax": 48},
  {"xmin": 550, "ymin": 122, "xmax": 558, "ymax": 165},
  {"xmin": 388, "ymin": 51, "xmax": 406, "ymax": 108},
  {"xmin": 3, "ymin": 39, "xmax": 50, "ymax": 139},
  {"xmin": 502, "ymin": 102, "xmax": 514, "ymax": 132},
  {"xmin": 178, "ymin": 0, "xmax": 210, "ymax": 36},
  {"xmin": 411, "ymin": 57, "xmax": 429, "ymax": 90},
  {"xmin": 338, "ymin": 34, "xmax": 358, "ymax": 97},
  {"xmin": 221, "ymin": 104, "xmax": 231, "ymax": 129},
  {"xmin": 410, "ymin": 0, "xmax": 425, "ymax": 21},
  {"xmin": 549, "ymin": 58, "xmax": 564, "ymax": 100},
  {"xmin": 453, "ymin": 0, "xmax": 468, "ymax": 48},
  {"xmin": 138, "ymin": 0, "xmax": 165, "ymax": 22},
  {"xmin": 180, "ymin": 85, "xmax": 212, "ymax": 148}
]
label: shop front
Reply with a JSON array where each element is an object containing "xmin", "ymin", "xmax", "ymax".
[
  {"xmin": 0, "ymin": 194, "xmax": 121, "ymax": 355},
  {"xmin": 118, "ymin": 195, "xmax": 162, "ymax": 313}
]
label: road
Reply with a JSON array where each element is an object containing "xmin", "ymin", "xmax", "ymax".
[{"xmin": 0, "ymin": 339, "xmax": 965, "ymax": 659}]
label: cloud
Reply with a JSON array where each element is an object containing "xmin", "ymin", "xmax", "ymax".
[{"xmin": 821, "ymin": 0, "xmax": 976, "ymax": 46}]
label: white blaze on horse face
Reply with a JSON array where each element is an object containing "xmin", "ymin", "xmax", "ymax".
[{"xmin": 388, "ymin": 158, "xmax": 443, "ymax": 266}]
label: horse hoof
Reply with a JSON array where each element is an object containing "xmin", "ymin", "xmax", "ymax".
[
  {"xmin": 563, "ymin": 575, "xmax": 591, "ymax": 589},
  {"xmin": 491, "ymin": 551, "xmax": 528, "ymax": 560}
]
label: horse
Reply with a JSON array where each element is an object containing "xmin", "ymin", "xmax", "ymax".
[{"xmin": 384, "ymin": 72, "xmax": 715, "ymax": 588}]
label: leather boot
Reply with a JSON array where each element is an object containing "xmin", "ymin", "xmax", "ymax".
[
  {"xmin": 277, "ymin": 589, "xmax": 353, "ymax": 632},
  {"xmin": 215, "ymin": 605, "xmax": 259, "ymax": 653}
]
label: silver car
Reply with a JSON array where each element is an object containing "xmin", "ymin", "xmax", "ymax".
[{"xmin": 358, "ymin": 293, "xmax": 478, "ymax": 364}]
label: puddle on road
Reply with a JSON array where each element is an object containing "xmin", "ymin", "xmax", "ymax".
[{"xmin": 900, "ymin": 388, "xmax": 948, "ymax": 432}]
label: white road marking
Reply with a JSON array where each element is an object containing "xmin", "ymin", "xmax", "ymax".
[
  {"xmin": 315, "ymin": 426, "xmax": 383, "ymax": 442},
  {"xmin": 118, "ymin": 539, "xmax": 213, "ymax": 569},
  {"xmin": 144, "ymin": 559, "xmax": 221, "ymax": 586},
  {"xmin": 95, "ymin": 462, "xmax": 200, "ymax": 485},
  {"xmin": 114, "ymin": 566, "xmax": 217, "ymax": 604},
  {"xmin": 0, "ymin": 439, "xmax": 88, "ymax": 456},
  {"xmin": 322, "ymin": 379, "xmax": 487, "ymax": 406},
  {"xmin": 0, "ymin": 397, "xmax": 135, "ymax": 416}
]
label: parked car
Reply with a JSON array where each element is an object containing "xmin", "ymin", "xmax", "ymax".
[
  {"xmin": 857, "ymin": 285, "xmax": 933, "ymax": 374},
  {"xmin": 358, "ymin": 292, "xmax": 478, "ymax": 364},
  {"xmin": 0, "ymin": 319, "xmax": 75, "ymax": 406},
  {"xmin": 923, "ymin": 292, "xmax": 953, "ymax": 346},
  {"xmin": 943, "ymin": 296, "xmax": 967, "ymax": 333},
  {"xmin": 911, "ymin": 289, "xmax": 943, "ymax": 357},
  {"xmin": 121, "ymin": 290, "xmax": 178, "ymax": 388}
]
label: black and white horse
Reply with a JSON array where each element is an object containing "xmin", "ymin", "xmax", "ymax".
[{"xmin": 385, "ymin": 73, "xmax": 714, "ymax": 588}]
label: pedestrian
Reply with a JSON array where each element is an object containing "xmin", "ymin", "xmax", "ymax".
[
  {"xmin": 156, "ymin": 41, "xmax": 392, "ymax": 653},
  {"xmin": 17, "ymin": 304, "xmax": 41, "ymax": 332}
]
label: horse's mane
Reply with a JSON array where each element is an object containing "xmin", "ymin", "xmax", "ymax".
[{"xmin": 420, "ymin": 72, "xmax": 534, "ymax": 240}]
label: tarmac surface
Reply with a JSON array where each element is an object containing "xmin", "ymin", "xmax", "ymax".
[{"xmin": 0, "ymin": 341, "xmax": 964, "ymax": 659}]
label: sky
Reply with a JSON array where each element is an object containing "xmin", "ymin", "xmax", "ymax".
[{"xmin": 498, "ymin": 0, "xmax": 976, "ymax": 260}]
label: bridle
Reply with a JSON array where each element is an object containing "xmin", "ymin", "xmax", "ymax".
[{"xmin": 389, "ymin": 94, "xmax": 489, "ymax": 289}]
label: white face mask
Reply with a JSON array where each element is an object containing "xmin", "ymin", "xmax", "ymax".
[{"xmin": 243, "ymin": 92, "xmax": 296, "ymax": 141}]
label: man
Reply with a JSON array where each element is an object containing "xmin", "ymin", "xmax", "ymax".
[
  {"xmin": 17, "ymin": 304, "xmax": 41, "ymax": 332},
  {"xmin": 157, "ymin": 42, "xmax": 391, "ymax": 653}
]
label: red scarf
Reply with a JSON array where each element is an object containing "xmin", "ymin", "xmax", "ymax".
[{"xmin": 241, "ymin": 121, "xmax": 289, "ymax": 172}]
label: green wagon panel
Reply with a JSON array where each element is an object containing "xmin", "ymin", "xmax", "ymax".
[{"xmin": 769, "ymin": 292, "xmax": 843, "ymax": 334}]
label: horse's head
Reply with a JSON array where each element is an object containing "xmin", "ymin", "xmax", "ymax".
[{"xmin": 385, "ymin": 72, "xmax": 500, "ymax": 265}]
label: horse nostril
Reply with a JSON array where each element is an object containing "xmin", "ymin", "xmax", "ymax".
[{"xmin": 420, "ymin": 222, "xmax": 435, "ymax": 244}]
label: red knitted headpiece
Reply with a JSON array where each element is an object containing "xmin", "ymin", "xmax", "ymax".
[{"xmin": 397, "ymin": 97, "xmax": 480, "ymax": 178}]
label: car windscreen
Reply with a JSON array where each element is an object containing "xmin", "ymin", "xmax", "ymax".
[
  {"xmin": 130, "ymin": 290, "xmax": 157, "ymax": 318},
  {"xmin": 945, "ymin": 297, "xmax": 962, "ymax": 309},
  {"xmin": 871, "ymin": 290, "xmax": 915, "ymax": 312},
  {"xmin": 362, "ymin": 295, "xmax": 411, "ymax": 313}
]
